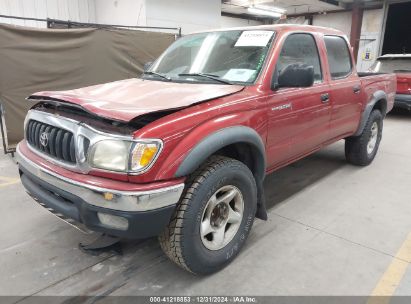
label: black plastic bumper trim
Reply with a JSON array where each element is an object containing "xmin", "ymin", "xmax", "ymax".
[{"xmin": 19, "ymin": 165, "xmax": 177, "ymax": 239}]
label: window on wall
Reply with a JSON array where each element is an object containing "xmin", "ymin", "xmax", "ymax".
[
  {"xmin": 276, "ymin": 33, "xmax": 323, "ymax": 83},
  {"xmin": 324, "ymin": 36, "xmax": 353, "ymax": 79}
]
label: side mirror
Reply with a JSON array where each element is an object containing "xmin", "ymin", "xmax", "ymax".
[
  {"xmin": 277, "ymin": 64, "xmax": 314, "ymax": 88},
  {"xmin": 144, "ymin": 61, "xmax": 153, "ymax": 72}
]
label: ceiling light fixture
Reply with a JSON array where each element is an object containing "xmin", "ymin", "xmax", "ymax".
[
  {"xmin": 247, "ymin": 5, "xmax": 286, "ymax": 18},
  {"xmin": 254, "ymin": 4, "xmax": 286, "ymax": 14}
]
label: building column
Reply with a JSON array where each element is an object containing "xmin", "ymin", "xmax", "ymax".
[{"xmin": 350, "ymin": 0, "xmax": 364, "ymax": 62}]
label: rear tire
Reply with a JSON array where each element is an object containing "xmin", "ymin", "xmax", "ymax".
[
  {"xmin": 159, "ymin": 156, "xmax": 257, "ymax": 275},
  {"xmin": 345, "ymin": 109, "xmax": 383, "ymax": 166}
]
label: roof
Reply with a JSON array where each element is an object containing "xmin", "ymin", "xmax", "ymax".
[{"xmin": 192, "ymin": 24, "xmax": 345, "ymax": 36}]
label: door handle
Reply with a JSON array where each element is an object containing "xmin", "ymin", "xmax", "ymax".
[
  {"xmin": 353, "ymin": 86, "xmax": 361, "ymax": 94},
  {"xmin": 321, "ymin": 93, "xmax": 330, "ymax": 103}
]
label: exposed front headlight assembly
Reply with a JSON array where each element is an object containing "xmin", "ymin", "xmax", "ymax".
[{"xmin": 89, "ymin": 139, "xmax": 162, "ymax": 173}]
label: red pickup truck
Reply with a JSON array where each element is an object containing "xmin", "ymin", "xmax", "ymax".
[{"xmin": 17, "ymin": 25, "xmax": 396, "ymax": 275}]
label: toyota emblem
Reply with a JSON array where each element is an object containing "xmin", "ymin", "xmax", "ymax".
[{"xmin": 40, "ymin": 132, "xmax": 49, "ymax": 147}]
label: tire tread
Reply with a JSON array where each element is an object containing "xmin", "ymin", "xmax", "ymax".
[
  {"xmin": 345, "ymin": 109, "xmax": 382, "ymax": 166},
  {"xmin": 159, "ymin": 156, "xmax": 239, "ymax": 273}
]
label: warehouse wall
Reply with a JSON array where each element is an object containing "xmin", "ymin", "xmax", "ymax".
[
  {"xmin": 277, "ymin": 16, "xmax": 308, "ymax": 25},
  {"xmin": 96, "ymin": 0, "xmax": 223, "ymax": 34},
  {"xmin": 94, "ymin": 0, "xmax": 146, "ymax": 26},
  {"xmin": 145, "ymin": 0, "xmax": 220, "ymax": 34},
  {"xmin": 357, "ymin": 8, "xmax": 384, "ymax": 71},
  {"xmin": 0, "ymin": 0, "xmax": 269, "ymax": 34},
  {"xmin": 220, "ymin": 16, "xmax": 263, "ymax": 28},
  {"xmin": 0, "ymin": 0, "xmax": 96, "ymax": 28},
  {"xmin": 312, "ymin": 11, "xmax": 352, "ymax": 37}
]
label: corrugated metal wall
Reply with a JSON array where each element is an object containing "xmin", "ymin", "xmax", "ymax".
[{"xmin": 0, "ymin": 0, "xmax": 96, "ymax": 28}]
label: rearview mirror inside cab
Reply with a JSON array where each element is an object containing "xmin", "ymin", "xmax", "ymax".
[{"xmin": 276, "ymin": 64, "xmax": 315, "ymax": 89}]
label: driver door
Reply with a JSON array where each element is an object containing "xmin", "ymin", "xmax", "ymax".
[{"xmin": 266, "ymin": 33, "xmax": 331, "ymax": 169}]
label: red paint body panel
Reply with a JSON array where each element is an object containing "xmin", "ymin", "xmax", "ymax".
[
  {"xmin": 361, "ymin": 74, "xmax": 396, "ymax": 111},
  {"xmin": 31, "ymin": 78, "xmax": 244, "ymax": 122},
  {"xmin": 22, "ymin": 25, "xmax": 397, "ymax": 187}
]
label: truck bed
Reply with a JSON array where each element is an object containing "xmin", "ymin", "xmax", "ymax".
[{"xmin": 359, "ymin": 72, "xmax": 397, "ymax": 114}]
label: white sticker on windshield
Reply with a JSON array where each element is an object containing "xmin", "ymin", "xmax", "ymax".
[
  {"xmin": 223, "ymin": 69, "xmax": 256, "ymax": 82},
  {"xmin": 235, "ymin": 31, "xmax": 274, "ymax": 47}
]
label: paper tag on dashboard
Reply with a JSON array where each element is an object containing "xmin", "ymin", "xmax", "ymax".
[
  {"xmin": 235, "ymin": 31, "xmax": 274, "ymax": 47},
  {"xmin": 223, "ymin": 69, "xmax": 256, "ymax": 82}
]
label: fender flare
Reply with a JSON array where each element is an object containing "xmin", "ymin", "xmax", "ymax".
[
  {"xmin": 175, "ymin": 125, "xmax": 266, "ymax": 181},
  {"xmin": 353, "ymin": 90, "xmax": 387, "ymax": 136},
  {"xmin": 174, "ymin": 125, "xmax": 268, "ymax": 220}
]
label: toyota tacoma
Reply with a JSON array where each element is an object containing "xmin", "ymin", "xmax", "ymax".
[{"xmin": 16, "ymin": 25, "xmax": 396, "ymax": 274}]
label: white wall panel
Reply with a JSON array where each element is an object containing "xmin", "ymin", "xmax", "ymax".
[
  {"xmin": 145, "ymin": 0, "xmax": 221, "ymax": 34},
  {"xmin": 78, "ymin": 0, "xmax": 95, "ymax": 23},
  {"xmin": 220, "ymin": 16, "xmax": 263, "ymax": 28},
  {"xmin": 44, "ymin": 0, "xmax": 59, "ymax": 20},
  {"xmin": 277, "ymin": 16, "xmax": 308, "ymax": 25},
  {"xmin": 95, "ymin": 0, "xmax": 146, "ymax": 26},
  {"xmin": 357, "ymin": 8, "xmax": 384, "ymax": 72},
  {"xmin": 313, "ymin": 11, "xmax": 352, "ymax": 37},
  {"xmin": 0, "ymin": 0, "xmax": 97, "ymax": 28}
]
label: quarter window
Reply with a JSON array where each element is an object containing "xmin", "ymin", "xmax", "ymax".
[
  {"xmin": 276, "ymin": 33, "xmax": 323, "ymax": 83},
  {"xmin": 324, "ymin": 36, "xmax": 353, "ymax": 79}
]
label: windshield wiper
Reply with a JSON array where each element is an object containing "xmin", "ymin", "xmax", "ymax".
[
  {"xmin": 143, "ymin": 71, "xmax": 171, "ymax": 81},
  {"xmin": 178, "ymin": 73, "xmax": 233, "ymax": 85}
]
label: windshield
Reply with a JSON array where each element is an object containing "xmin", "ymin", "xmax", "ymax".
[
  {"xmin": 144, "ymin": 30, "xmax": 275, "ymax": 85},
  {"xmin": 369, "ymin": 57, "xmax": 411, "ymax": 73}
]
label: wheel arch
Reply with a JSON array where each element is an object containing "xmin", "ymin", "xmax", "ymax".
[
  {"xmin": 174, "ymin": 126, "xmax": 268, "ymax": 220},
  {"xmin": 353, "ymin": 90, "xmax": 387, "ymax": 137},
  {"xmin": 175, "ymin": 126, "xmax": 266, "ymax": 181}
]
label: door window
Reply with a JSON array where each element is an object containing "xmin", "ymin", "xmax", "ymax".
[
  {"xmin": 324, "ymin": 36, "xmax": 353, "ymax": 79},
  {"xmin": 276, "ymin": 33, "xmax": 323, "ymax": 83}
]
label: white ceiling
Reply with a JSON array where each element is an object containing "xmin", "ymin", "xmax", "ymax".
[{"xmin": 222, "ymin": 0, "xmax": 346, "ymax": 16}]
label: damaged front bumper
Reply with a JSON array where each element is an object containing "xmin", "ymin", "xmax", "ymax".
[{"xmin": 16, "ymin": 145, "xmax": 184, "ymax": 238}]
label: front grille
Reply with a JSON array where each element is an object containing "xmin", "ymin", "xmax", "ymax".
[{"xmin": 26, "ymin": 120, "xmax": 76, "ymax": 164}]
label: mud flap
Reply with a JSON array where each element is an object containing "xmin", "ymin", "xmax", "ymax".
[
  {"xmin": 255, "ymin": 179, "xmax": 267, "ymax": 220},
  {"xmin": 79, "ymin": 234, "xmax": 122, "ymax": 256}
]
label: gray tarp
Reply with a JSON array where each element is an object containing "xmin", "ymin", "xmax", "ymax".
[{"xmin": 0, "ymin": 23, "xmax": 175, "ymax": 150}]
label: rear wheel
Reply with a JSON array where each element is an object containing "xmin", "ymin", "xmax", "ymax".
[
  {"xmin": 345, "ymin": 109, "xmax": 383, "ymax": 166},
  {"xmin": 159, "ymin": 156, "xmax": 257, "ymax": 275}
]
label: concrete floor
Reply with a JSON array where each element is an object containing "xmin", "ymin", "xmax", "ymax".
[{"xmin": 1, "ymin": 109, "xmax": 411, "ymax": 300}]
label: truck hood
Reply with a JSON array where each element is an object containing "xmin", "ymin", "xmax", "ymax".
[{"xmin": 30, "ymin": 78, "xmax": 244, "ymax": 122}]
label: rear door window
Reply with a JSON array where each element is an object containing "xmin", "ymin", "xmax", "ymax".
[{"xmin": 324, "ymin": 36, "xmax": 353, "ymax": 79}]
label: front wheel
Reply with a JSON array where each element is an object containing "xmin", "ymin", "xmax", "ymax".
[
  {"xmin": 345, "ymin": 109, "xmax": 383, "ymax": 166},
  {"xmin": 159, "ymin": 156, "xmax": 257, "ymax": 275}
]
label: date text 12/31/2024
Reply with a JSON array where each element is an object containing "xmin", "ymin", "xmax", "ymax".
[{"xmin": 149, "ymin": 296, "xmax": 257, "ymax": 303}]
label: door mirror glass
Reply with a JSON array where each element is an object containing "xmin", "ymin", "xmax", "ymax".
[
  {"xmin": 144, "ymin": 61, "xmax": 153, "ymax": 72},
  {"xmin": 277, "ymin": 64, "xmax": 314, "ymax": 88}
]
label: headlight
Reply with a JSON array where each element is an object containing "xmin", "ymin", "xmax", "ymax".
[
  {"xmin": 89, "ymin": 139, "xmax": 162, "ymax": 173},
  {"xmin": 90, "ymin": 140, "xmax": 131, "ymax": 172}
]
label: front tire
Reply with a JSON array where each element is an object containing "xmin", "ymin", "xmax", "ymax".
[
  {"xmin": 159, "ymin": 156, "xmax": 257, "ymax": 275},
  {"xmin": 345, "ymin": 109, "xmax": 383, "ymax": 166}
]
